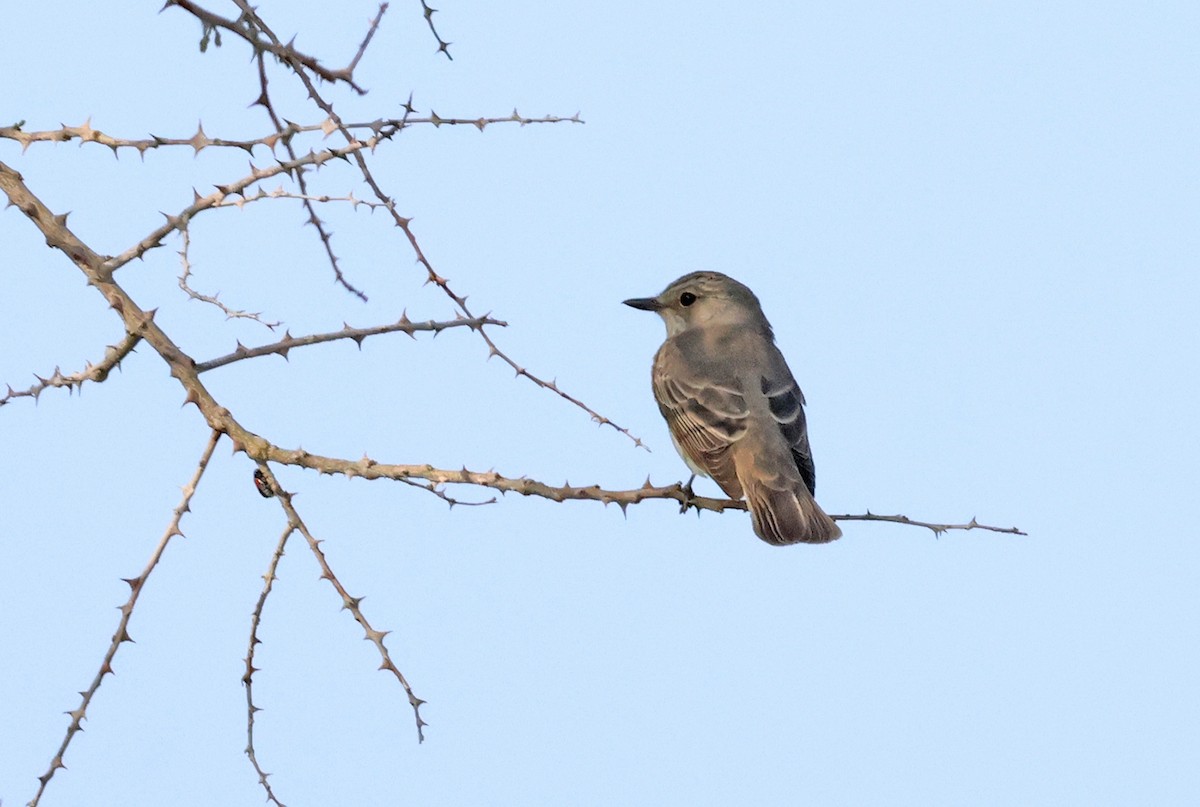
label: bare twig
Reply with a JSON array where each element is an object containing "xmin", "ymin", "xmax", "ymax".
[
  {"xmin": 347, "ymin": 3, "xmax": 389, "ymax": 75},
  {"xmin": 1, "ymin": 332, "xmax": 141, "ymax": 407},
  {"xmin": 830, "ymin": 512, "xmax": 1026, "ymax": 537},
  {"xmin": 247, "ymin": 49, "xmax": 369, "ymax": 301},
  {"xmin": 417, "ymin": 0, "xmax": 452, "ymax": 59},
  {"xmin": 243, "ymin": 523, "xmax": 293, "ymax": 807},
  {"xmin": 162, "ymin": 0, "xmax": 370, "ymax": 93},
  {"xmin": 0, "ymin": 118, "xmax": 262, "ymax": 157},
  {"xmin": 213, "ymin": 186, "xmax": 389, "ymax": 213},
  {"xmin": 0, "ymin": 113, "xmax": 581, "ymax": 157},
  {"xmin": 105, "ymin": 136, "xmax": 381, "ymax": 273},
  {"xmin": 27, "ymin": 429, "xmax": 221, "ymax": 807},
  {"xmin": 398, "ymin": 474, "xmax": 498, "ymax": 507},
  {"xmin": 178, "ymin": 225, "xmax": 281, "ymax": 328},
  {"xmin": 194, "ymin": 314, "xmax": 505, "ymax": 373},
  {"xmin": 260, "ymin": 465, "xmax": 428, "ymax": 741}
]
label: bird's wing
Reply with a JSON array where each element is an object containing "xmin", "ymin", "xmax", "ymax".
[
  {"xmin": 759, "ymin": 353, "xmax": 816, "ymax": 496},
  {"xmin": 652, "ymin": 342, "xmax": 749, "ymax": 498}
]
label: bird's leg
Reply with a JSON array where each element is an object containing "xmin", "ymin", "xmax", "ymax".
[{"xmin": 678, "ymin": 474, "xmax": 698, "ymax": 514}]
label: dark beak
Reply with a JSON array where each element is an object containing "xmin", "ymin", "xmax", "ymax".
[{"xmin": 623, "ymin": 296, "xmax": 663, "ymax": 311}]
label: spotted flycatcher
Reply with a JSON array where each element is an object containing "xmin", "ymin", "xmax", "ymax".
[{"xmin": 624, "ymin": 271, "xmax": 841, "ymax": 545}]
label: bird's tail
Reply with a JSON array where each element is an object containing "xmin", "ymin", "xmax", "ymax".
[{"xmin": 743, "ymin": 478, "xmax": 842, "ymax": 546}]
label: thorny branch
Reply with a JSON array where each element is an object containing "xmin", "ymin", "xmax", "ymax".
[
  {"xmin": 418, "ymin": 0, "xmax": 452, "ymax": 59},
  {"xmin": 162, "ymin": 0, "xmax": 371, "ymax": 93},
  {"xmin": 243, "ymin": 525, "xmax": 293, "ymax": 807},
  {"xmin": 253, "ymin": 448, "xmax": 1027, "ymax": 537},
  {"xmin": 347, "ymin": 2, "xmax": 389, "ymax": 75},
  {"xmin": 27, "ymin": 429, "xmax": 222, "ymax": 807},
  {"xmin": 0, "ymin": 113, "xmax": 583, "ymax": 156},
  {"xmin": 1, "ymin": 331, "xmax": 141, "ymax": 407},
  {"xmin": 826, "ymin": 512, "xmax": 1025, "ymax": 537},
  {"xmin": 195, "ymin": 314, "xmax": 506, "ymax": 373},
  {"xmin": 246, "ymin": 43, "xmax": 367, "ymax": 302},
  {"xmin": 178, "ymin": 225, "xmax": 281, "ymax": 328},
  {"xmin": 259, "ymin": 464, "xmax": 429, "ymax": 741},
  {"xmin": 106, "ymin": 135, "xmax": 382, "ymax": 272}
]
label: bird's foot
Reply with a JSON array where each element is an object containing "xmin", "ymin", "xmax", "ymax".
[{"xmin": 678, "ymin": 474, "xmax": 698, "ymax": 514}]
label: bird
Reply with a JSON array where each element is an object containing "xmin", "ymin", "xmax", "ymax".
[{"xmin": 624, "ymin": 271, "xmax": 841, "ymax": 545}]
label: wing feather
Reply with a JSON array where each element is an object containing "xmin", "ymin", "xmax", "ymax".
[
  {"xmin": 759, "ymin": 358, "xmax": 816, "ymax": 495},
  {"xmin": 652, "ymin": 343, "xmax": 749, "ymax": 498}
]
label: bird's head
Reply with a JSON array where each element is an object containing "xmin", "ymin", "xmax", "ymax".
[{"xmin": 623, "ymin": 271, "xmax": 769, "ymax": 338}]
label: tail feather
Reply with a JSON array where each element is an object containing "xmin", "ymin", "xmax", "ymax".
[{"xmin": 743, "ymin": 479, "xmax": 841, "ymax": 546}]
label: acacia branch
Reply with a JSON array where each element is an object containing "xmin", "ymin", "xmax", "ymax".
[
  {"xmin": 162, "ymin": 0, "xmax": 370, "ymax": 93},
  {"xmin": 27, "ymin": 429, "xmax": 221, "ymax": 807},
  {"xmin": 830, "ymin": 512, "xmax": 1025, "ymax": 537},
  {"xmin": 258, "ymin": 448, "xmax": 1025, "ymax": 535},
  {"xmin": 0, "ymin": 119, "xmax": 269, "ymax": 157},
  {"xmin": 0, "ymin": 112, "xmax": 581, "ymax": 157},
  {"xmin": 178, "ymin": 225, "xmax": 280, "ymax": 328},
  {"xmin": 195, "ymin": 314, "xmax": 505, "ymax": 373},
  {"xmin": 106, "ymin": 136, "xmax": 380, "ymax": 273},
  {"xmin": 1, "ymin": 331, "xmax": 141, "ymax": 407},
  {"xmin": 417, "ymin": 0, "xmax": 452, "ymax": 59},
  {"xmin": 257, "ymin": 464, "xmax": 428, "ymax": 741},
  {"xmin": 347, "ymin": 2, "xmax": 389, "ymax": 75},
  {"xmin": 241, "ymin": 22, "xmax": 368, "ymax": 300},
  {"xmin": 243, "ymin": 524, "xmax": 292, "ymax": 807}
]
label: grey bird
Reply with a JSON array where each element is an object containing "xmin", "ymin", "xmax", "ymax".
[{"xmin": 624, "ymin": 271, "xmax": 841, "ymax": 545}]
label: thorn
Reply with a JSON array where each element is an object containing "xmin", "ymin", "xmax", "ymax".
[{"xmin": 190, "ymin": 121, "xmax": 210, "ymax": 154}]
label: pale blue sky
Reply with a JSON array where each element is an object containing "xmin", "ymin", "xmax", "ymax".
[{"xmin": 2, "ymin": 2, "xmax": 1198, "ymax": 805}]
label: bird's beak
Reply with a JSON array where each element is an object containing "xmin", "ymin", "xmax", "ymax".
[{"xmin": 623, "ymin": 296, "xmax": 663, "ymax": 312}]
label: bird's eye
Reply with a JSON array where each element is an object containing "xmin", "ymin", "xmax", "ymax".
[{"xmin": 680, "ymin": 292, "xmax": 697, "ymax": 307}]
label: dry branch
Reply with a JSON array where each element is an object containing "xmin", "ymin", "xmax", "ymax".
[
  {"xmin": 1, "ymin": 332, "xmax": 141, "ymax": 407},
  {"xmin": 27, "ymin": 430, "xmax": 221, "ymax": 807},
  {"xmin": 195, "ymin": 314, "xmax": 505, "ymax": 372},
  {"xmin": 243, "ymin": 525, "xmax": 295, "ymax": 807}
]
